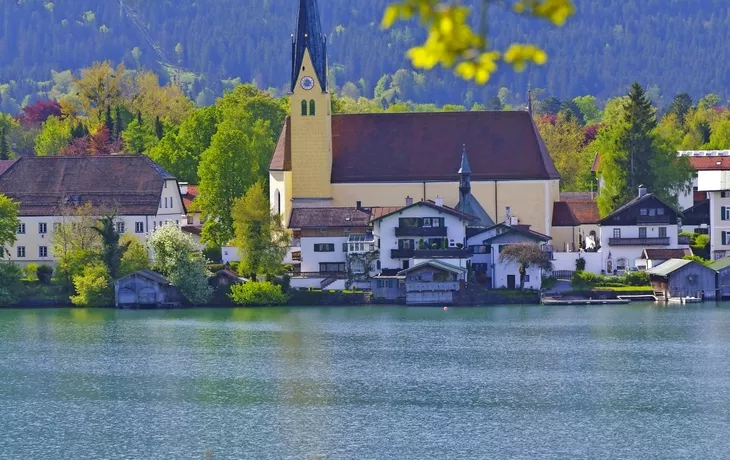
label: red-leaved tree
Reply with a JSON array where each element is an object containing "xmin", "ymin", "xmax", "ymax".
[{"xmin": 16, "ymin": 100, "xmax": 63, "ymax": 126}]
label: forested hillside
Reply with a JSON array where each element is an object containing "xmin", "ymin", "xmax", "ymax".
[{"xmin": 2, "ymin": 0, "xmax": 730, "ymax": 112}]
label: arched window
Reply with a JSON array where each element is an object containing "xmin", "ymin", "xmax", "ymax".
[
  {"xmin": 309, "ymin": 99, "xmax": 316, "ymax": 116},
  {"xmin": 301, "ymin": 100, "xmax": 308, "ymax": 116},
  {"xmin": 275, "ymin": 189, "xmax": 281, "ymax": 216}
]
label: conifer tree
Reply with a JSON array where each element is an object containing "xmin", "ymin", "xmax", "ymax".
[
  {"xmin": 113, "ymin": 106, "xmax": 123, "ymax": 141},
  {"xmin": 104, "ymin": 106, "xmax": 114, "ymax": 139},
  {"xmin": 623, "ymin": 82, "xmax": 657, "ymax": 190},
  {"xmin": 154, "ymin": 116, "xmax": 164, "ymax": 140},
  {"xmin": 0, "ymin": 127, "xmax": 9, "ymax": 160}
]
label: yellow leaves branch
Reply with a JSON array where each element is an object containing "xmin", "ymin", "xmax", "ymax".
[{"xmin": 382, "ymin": 0, "xmax": 574, "ymax": 84}]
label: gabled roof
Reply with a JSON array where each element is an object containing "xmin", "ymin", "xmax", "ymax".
[
  {"xmin": 682, "ymin": 199, "xmax": 709, "ymax": 226},
  {"xmin": 397, "ymin": 260, "xmax": 467, "ymax": 276},
  {"xmin": 709, "ymin": 257, "xmax": 730, "ymax": 271},
  {"xmin": 474, "ymin": 223, "xmax": 551, "ymax": 244},
  {"xmin": 270, "ymin": 111, "xmax": 560, "ymax": 182},
  {"xmin": 0, "ymin": 156, "xmax": 170, "ymax": 216},
  {"xmin": 292, "ymin": 0, "xmax": 327, "ymax": 92},
  {"xmin": 369, "ymin": 206, "xmax": 402, "ymax": 221},
  {"xmin": 289, "ymin": 207, "xmax": 371, "ymax": 229},
  {"xmin": 552, "ymin": 200, "xmax": 600, "ymax": 226},
  {"xmin": 370, "ymin": 200, "xmax": 477, "ymax": 223},
  {"xmin": 685, "ymin": 156, "xmax": 730, "ymax": 171},
  {"xmin": 641, "ymin": 248, "xmax": 692, "ymax": 260},
  {"xmin": 116, "ymin": 269, "xmax": 170, "ymax": 284},
  {"xmin": 647, "ymin": 259, "xmax": 712, "ymax": 277},
  {"xmin": 181, "ymin": 185, "xmax": 198, "ymax": 210},
  {"xmin": 598, "ymin": 192, "xmax": 682, "ymax": 224}
]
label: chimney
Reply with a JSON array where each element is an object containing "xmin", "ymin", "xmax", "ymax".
[
  {"xmin": 434, "ymin": 196, "xmax": 443, "ymax": 207},
  {"xmin": 405, "ymin": 196, "xmax": 413, "ymax": 206},
  {"xmin": 638, "ymin": 185, "xmax": 647, "ymax": 197},
  {"xmin": 179, "ymin": 182, "xmax": 188, "ymax": 196},
  {"xmin": 356, "ymin": 200, "xmax": 362, "ymax": 210},
  {"xmin": 505, "ymin": 206, "xmax": 511, "ymax": 225}
]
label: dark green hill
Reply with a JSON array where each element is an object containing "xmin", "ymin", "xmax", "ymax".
[{"xmin": 1, "ymin": 0, "xmax": 729, "ymax": 109}]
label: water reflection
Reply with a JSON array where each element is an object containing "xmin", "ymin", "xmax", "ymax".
[{"xmin": 1, "ymin": 304, "xmax": 730, "ymax": 459}]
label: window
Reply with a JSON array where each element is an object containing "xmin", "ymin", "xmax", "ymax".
[
  {"xmin": 723, "ymin": 206, "xmax": 730, "ymax": 221},
  {"xmin": 319, "ymin": 262, "xmax": 345, "ymax": 273},
  {"xmin": 135, "ymin": 222, "xmax": 144, "ymax": 233},
  {"xmin": 114, "ymin": 221, "xmax": 125, "ymax": 234},
  {"xmin": 613, "ymin": 228, "xmax": 621, "ymax": 239},
  {"xmin": 16, "ymin": 246, "xmax": 25, "ymax": 258},
  {"xmin": 399, "ymin": 239, "xmax": 413, "ymax": 250},
  {"xmin": 164, "ymin": 197, "xmax": 168, "ymax": 209},
  {"xmin": 159, "ymin": 199, "xmax": 162, "ymax": 208},
  {"xmin": 343, "ymin": 243, "xmax": 348, "ymax": 253},
  {"xmin": 472, "ymin": 245, "xmax": 488, "ymax": 254},
  {"xmin": 659, "ymin": 227, "xmax": 667, "ymax": 238},
  {"xmin": 39, "ymin": 246, "xmax": 48, "ymax": 258},
  {"xmin": 723, "ymin": 191, "xmax": 730, "ymax": 198},
  {"xmin": 164, "ymin": 181, "xmax": 168, "ymax": 189},
  {"xmin": 38, "ymin": 223, "xmax": 47, "ymax": 234},
  {"xmin": 314, "ymin": 243, "xmax": 335, "ymax": 252},
  {"xmin": 422, "ymin": 218, "xmax": 432, "ymax": 227},
  {"xmin": 275, "ymin": 189, "xmax": 281, "ymax": 216},
  {"xmin": 639, "ymin": 227, "xmax": 647, "ymax": 238},
  {"xmin": 187, "ymin": 216, "xmax": 194, "ymax": 225},
  {"xmin": 524, "ymin": 275, "xmax": 530, "ymax": 282},
  {"xmin": 657, "ymin": 208, "xmax": 665, "ymax": 216},
  {"xmin": 640, "ymin": 208, "xmax": 648, "ymax": 216},
  {"xmin": 309, "ymin": 100, "xmax": 315, "ymax": 116},
  {"xmin": 153, "ymin": 221, "xmax": 157, "ymax": 230},
  {"xmin": 350, "ymin": 260, "xmax": 365, "ymax": 274},
  {"xmin": 432, "ymin": 218, "xmax": 441, "ymax": 227},
  {"xmin": 399, "ymin": 217, "xmax": 420, "ymax": 228},
  {"xmin": 301, "ymin": 100, "xmax": 308, "ymax": 116},
  {"xmin": 649, "ymin": 208, "xmax": 656, "ymax": 216},
  {"xmin": 17, "ymin": 223, "xmax": 25, "ymax": 234}
]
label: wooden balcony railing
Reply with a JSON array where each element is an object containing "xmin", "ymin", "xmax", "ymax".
[
  {"xmin": 395, "ymin": 226, "xmax": 448, "ymax": 237},
  {"xmin": 608, "ymin": 237, "xmax": 670, "ymax": 246}
]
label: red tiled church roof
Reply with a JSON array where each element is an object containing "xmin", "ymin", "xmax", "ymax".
[
  {"xmin": 552, "ymin": 200, "xmax": 600, "ymax": 226},
  {"xmin": 270, "ymin": 111, "xmax": 560, "ymax": 182},
  {"xmin": 0, "ymin": 156, "xmax": 170, "ymax": 216}
]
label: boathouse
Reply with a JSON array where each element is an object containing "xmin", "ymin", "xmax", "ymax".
[
  {"xmin": 114, "ymin": 270, "xmax": 183, "ymax": 308},
  {"xmin": 398, "ymin": 260, "xmax": 467, "ymax": 305},
  {"xmin": 708, "ymin": 257, "xmax": 730, "ymax": 299},
  {"xmin": 647, "ymin": 259, "xmax": 717, "ymax": 300}
]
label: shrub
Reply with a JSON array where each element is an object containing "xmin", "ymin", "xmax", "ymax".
[
  {"xmin": 207, "ymin": 263, "xmax": 225, "ymax": 273},
  {"xmin": 575, "ymin": 257, "xmax": 586, "ymax": 271},
  {"xmin": 572, "ymin": 270, "xmax": 650, "ymax": 288},
  {"xmin": 70, "ymin": 263, "xmax": 113, "ymax": 307},
  {"xmin": 23, "ymin": 263, "xmax": 38, "ymax": 281},
  {"xmin": 203, "ymin": 245, "xmax": 222, "ymax": 264},
  {"xmin": 0, "ymin": 263, "xmax": 23, "ymax": 306},
  {"xmin": 541, "ymin": 276, "xmax": 557, "ymax": 290},
  {"xmin": 622, "ymin": 270, "xmax": 650, "ymax": 286},
  {"xmin": 229, "ymin": 281, "xmax": 289, "ymax": 306},
  {"xmin": 36, "ymin": 264, "xmax": 53, "ymax": 284}
]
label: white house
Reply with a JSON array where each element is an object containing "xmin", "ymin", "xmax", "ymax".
[
  {"xmin": 371, "ymin": 197, "xmax": 475, "ymax": 274},
  {"xmin": 467, "ymin": 221, "xmax": 551, "ymax": 290},
  {"xmin": 598, "ymin": 187, "xmax": 686, "ymax": 273},
  {"xmin": 0, "ymin": 155, "xmax": 186, "ymax": 266}
]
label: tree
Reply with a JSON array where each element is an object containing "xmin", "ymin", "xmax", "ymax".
[
  {"xmin": 74, "ymin": 61, "xmax": 127, "ymax": 123},
  {"xmin": 93, "ymin": 214, "xmax": 131, "ymax": 279},
  {"xmin": 669, "ymin": 92, "xmax": 693, "ymax": 125},
  {"xmin": 119, "ymin": 235, "xmax": 150, "ymax": 277},
  {"xmin": 16, "ymin": 100, "xmax": 63, "ymax": 126},
  {"xmin": 705, "ymin": 119, "xmax": 730, "ymax": 150},
  {"xmin": 154, "ymin": 116, "xmax": 164, "ymax": 140},
  {"xmin": 197, "ymin": 120, "xmax": 274, "ymax": 246},
  {"xmin": 382, "ymin": 0, "xmax": 574, "ymax": 84},
  {"xmin": 536, "ymin": 96, "xmax": 562, "ymax": 115},
  {"xmin": 52, "ymin": 202, "xmax": 103, "ymax": 288},
  {"xmin": 70, "ymin": 263, "xmax": 113, "ymax": 307},
  {"xmin": 485, "ymin": 96, "xmax": 503, "ymax": 111},
  {"xmin": 0, "ymin": 194, "xmax": 20, "ymax": 259},
  {"xmin": 122, "ymin": 116, "xmax": 157, "ymax": 154},
  {"xmin": 34, "ymin": 116, "xmax": 72, "ymax": 156},
  {"xmin": 147, "ymin": 223, "xmax": 212, "ymax": 305},
  {"xmin": 232, "ymin": 181, "xmax": 291, "ymax": 278},
  {"xmin": 537, "ymin": 111, "xmax": 591, "ymax": 191},
  {"xmin": 128, "ymin": 71, "xmax": 192, "ymax": 125},
  {"xmin": 0, "ymin": 263, "xmax": 22, "ymax": 306},
  {"xmin": 0, "ymin": 127, "xmax": 10, "ymax": 160},
  {"xmin": 698, "ymin": 94, "xmax": 721, "ymax": 111},
  {"xmin": 573, "ymin": 95, "xmax": 601, "ymax": 124},
  {"xmin": 499, "ymin": 243, "xmax": 553, "ymax": 289}
]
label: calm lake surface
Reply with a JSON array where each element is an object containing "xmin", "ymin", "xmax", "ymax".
[{"xmin": 2, "ymin": 304, "xmax": 730, "ymax": 459}]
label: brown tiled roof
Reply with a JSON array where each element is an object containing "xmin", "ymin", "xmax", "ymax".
[
  {"xmin": 641, "ymin": 248, "xmax": 692, "ymax": 260},
  {"xmin": 552, "ymin": 200, "xmax": 600, "ymax": 226},
  {"xmin": 0, "ymin": 160, "xmax": 15, "ymax": 176},
  {"xmin": 269, "ymin": 111, "xmax": 560, "ymax": 181},
  {"xmin": 591, "ymin": 153, "xmax": 601, "ymax": 173},
  {"xmin": 369, "ymin": 206, "xmax": 402, "ymax": 220},
  {"xmin": 181, "ymin": 225, "xmax": 202, "ymax": 236},
  {"xmin": 289, "ymin": 207, "xmax": 371, "ymax": 229},
  {"xmin": 560, "ymin": 192, "xmax": 596, "ymax": 201},
  {"xmin": 182, "ymin": 185, "xmax": 198, "ymax": 210},
  {"xmin": 269, "ymin": 117, "xmax": 291, "ymax": 171},
  {"xmin": 686, "ymin": 156, "xmax": 730, "ymax": 170},
  {"xmin": 0, "ymin": 156, "xmax": 169, "ymax": 216}
]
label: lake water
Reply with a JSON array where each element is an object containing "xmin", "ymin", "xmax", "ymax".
[{"xmin": 2, "ymin": 305, "xmax": 730, "ymax": 459}]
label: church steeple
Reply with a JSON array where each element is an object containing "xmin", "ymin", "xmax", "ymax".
[
  {"xmin": 459, "ymin": 144, "xmax": 472, "ymax": 199},
  {"xmin": 291, "ymin": 0, "xmax": 328, "ymax": 92}
]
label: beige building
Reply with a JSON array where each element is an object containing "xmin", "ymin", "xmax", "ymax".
[
  {"xmin": 0, "ymin": 156, "xmax": 186, "ymax": 266},
  {"xmin": 269, "ymin": 0, "xmax": 562, "ymax": 237}
]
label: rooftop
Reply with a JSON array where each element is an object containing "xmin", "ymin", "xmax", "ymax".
[
  {"xmin": 289, "ymin": 207, "xmax": 371, "ymax": 229},
  {"xmin": 642, "ymin": 248, "xmax": 693, "ymax": 260},
  {"xmin": 552, "ymin": 200, "xmax": 600, "ymax": 226}
]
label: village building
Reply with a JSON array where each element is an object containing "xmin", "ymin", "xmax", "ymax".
[
  {"xmin": 693, "ymin": 152, "xmax": 730, "ymax": 259},
  {"xmin": 396, "ymin": 260, "xmax": 467, "ymax": 305},
  {"xmin": 708, "ymin": 257, "xmax": 730, "ymax": 298},
  {"xmin": 269, "ymin": 0, "xmax": 562, "ymax": 238},
  {"xmin": 179, "ymin": 183, "xmax": 205, "ymax": 249},
  {"xmin": 598, "ymin": 187, "xmax": 686, "ymax": 274},
  {"xmin": 648, "ymin": 259, "xmax": 717, "ymax": 300},
  {"xmin": 638, "ymin": 248, "xmax": 693, "ymax": 271},
  {"xmin": 680, "ymin": 199, "xmax": 710, "ymax": 235},
  {"xmin": 0, "ymin": 156, "xmax": 186, "ymax": 266},
  {"xmin": 467, "ymin": 220, "xmax": 551, "ymax": 290},
  {"xmin": 551, "ymin": 193, "xmax": 601, "ymax": 252},
  {"xmin": 114, "ymin": 270, "xmax": 184, "ymax": 308}
]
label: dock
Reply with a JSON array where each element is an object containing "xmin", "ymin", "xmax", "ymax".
[{"xmin": 541, "ymin": 298, "xmax": 630, "ymax": 306}]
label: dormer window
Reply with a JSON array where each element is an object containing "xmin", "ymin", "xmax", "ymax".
[
  {"xmin": 640, "ymin": 208, "xmax": 648, "ymax": 216},
  {"xmin": 657, "ymin": 208, "xmax": 665, "ymax": 215}
]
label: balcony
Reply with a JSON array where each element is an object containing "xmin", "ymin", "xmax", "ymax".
[
  {"xmin": 395, "ymin": 226, "xmax": 448, "ymax": 237},
  {"xmin": 391, "ymin": 249, "xmax": 415, "ymax": 259},
  {"xmin": 608, "ymin": 237, "xmax": 670, "ymax": 246},
  {"xmin": 406, "ymin": 281, "xmax": 459, "ymax": 292},
  {"xmin": 636, "ymin": 215, "xmax": 671, "ymax": 224},
  {"xmin": 414, "ymin": 248, "xmax": 471, "ymax": 258}
]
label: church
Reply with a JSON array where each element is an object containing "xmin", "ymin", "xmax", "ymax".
[{"xmin": 269, "ymin": 0, "xmax": 562, "ymax": 237}]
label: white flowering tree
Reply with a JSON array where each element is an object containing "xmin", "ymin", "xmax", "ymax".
[{"xmin": 148, "ymin": 223, "xmax": 213, "ymax": 305}]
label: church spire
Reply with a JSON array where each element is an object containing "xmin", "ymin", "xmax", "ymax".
[
  {"xmin": 459, "ymin": 144, "xmax": 471, "ymax": 197},
  {"xmin": 292, "ymin": 0, "xmax": 327, "ymax": 92}
]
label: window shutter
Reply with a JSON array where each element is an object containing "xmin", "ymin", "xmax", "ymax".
[
  {"xmin": 723, "ymin": 207, "xmax": 727, "ymax": 221},
  {"xmin": 724, "ymin": 232, "xmax": 727, "ymax": 246}
]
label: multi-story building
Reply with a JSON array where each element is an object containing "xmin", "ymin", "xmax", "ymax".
[{"xmin": 0, "ymin": 155, "xmax": 186, "ymax": 266}]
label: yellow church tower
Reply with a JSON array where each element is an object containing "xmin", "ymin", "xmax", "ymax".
[{"xmin": 289, "ymin": 0, "xmax": 333, "ymax": 202}]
